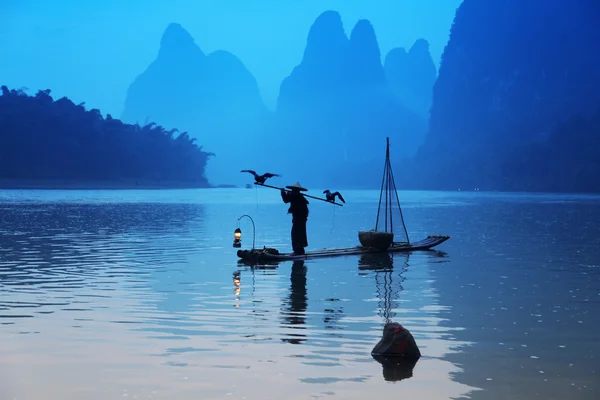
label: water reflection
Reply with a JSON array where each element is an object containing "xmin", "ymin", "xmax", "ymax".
[
  {"xmin": 233, "ymin": 270, "xmax": 241, "ymax": 307},
  {"xmin": 236, "ymin": 259, "xmax": 280, "ymax": 270},
  {"xmin": 358, "ymin": 253, "xmax": 417, "ymax": 382},
  {"xmin": 371, "ymin": 355, "xmax": 418, "ymax": 382},
  {"xmin": 359, "ymin": 253, "xmax": 407, "ymax": 323},
  {"xmin": 429, "ymin": 200, "xmax": 600, "ymax": 400},
  {"xmin": 358, "ymin": 253, "xmax": 396, "ymax": 271},
  {"xmin": 0, "ymin": 202, "xmax": 204, "ymax": 320},
  {"xmin": 0, "ymin": 192, "xmax": 486, "ymax": 400},
  {"xmin": 280, "ymin": 260, "xmax": 308, "ymax": 344},
  {"xmin": 323, "ymin": 297, "xmax": 344, "ymax": 334},
  {"xmin": 0, "ymin": 202, "xmax": 202, "ymax": 236}
]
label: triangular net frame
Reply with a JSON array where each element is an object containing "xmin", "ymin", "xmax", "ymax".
[{"xmin": 374, "ymin": 137, "xmax": 410, "ymax": 244}]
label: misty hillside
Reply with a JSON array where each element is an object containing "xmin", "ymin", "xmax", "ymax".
[
  {"xmin": 273, "ymin": 11, "xmax": 431, "ymax": 189},
  {"xmin": 406, "ymin": 0, "xmax": 600, "ymax": 192},
  {"xmin": 121, "ymin": 23, "xmax": 271, "ymax": 186},
  {"xmin": 121, "ymin": 15, "xmax": 436, "ymax": 188},
  {"xmin": 384, "ymin": 38, "xmax": 437, "ymax": 120}
]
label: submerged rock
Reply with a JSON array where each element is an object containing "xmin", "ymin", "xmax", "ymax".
[
  {"xmin": 371, "ymin": 321, "xmax": 421, "ymax": 381},
  {"xmin": 372, "ymin": 321, "xmax": 421, "ymax": 358}
]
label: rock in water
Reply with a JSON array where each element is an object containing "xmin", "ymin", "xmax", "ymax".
[
  {"xmin": 371, "ymin": 321, "xmax": 421, "ymax": 381},
  {"xmin": 371, "ymin": 321, "xmax": 421, "ymax": 359}
]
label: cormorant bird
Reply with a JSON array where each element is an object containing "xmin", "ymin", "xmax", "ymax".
[
  {"xmin": 323, "ymin": 190, "xmax": 345, "ymax": 203},
  {"xmin": 240, "ymin": 170, "xmax": 281, "ymax": 184}
]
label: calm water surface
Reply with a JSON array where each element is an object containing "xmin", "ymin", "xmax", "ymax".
[{"xmin": 0, "ymin": 188, "xmax": 599, "ymax": 400}]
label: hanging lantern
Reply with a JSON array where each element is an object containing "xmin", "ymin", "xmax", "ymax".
[
  {"xmin": 233, "ymin": 227, "xmax": 242, "ymax": 248},
  {"xmin": 232, "ymin": 215, "xmax": 255, "ymax": 249}
]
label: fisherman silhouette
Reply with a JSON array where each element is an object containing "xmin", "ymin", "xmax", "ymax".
[{"xmin": 281, "ymin": 182, "xmax": 309, "ymax": 255}]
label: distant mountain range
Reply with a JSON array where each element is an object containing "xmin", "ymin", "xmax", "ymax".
[
  {"xmin": 121, "ymin": 23, "xmax": 270, "ymax": 186},
  {"xmin": 121, "ymin": 12, "xmax": 437, "ymax": 188},
  {"xmin": 273, "ymin": 11, "xmax": 433, "ymax": 188},
  {"xmin": 121, "ymin": 2, "xmax": 600, "ymax": 193},
  {"xmin": 404, "ymin": 0, "xmax": 600, "ymax": 193}
]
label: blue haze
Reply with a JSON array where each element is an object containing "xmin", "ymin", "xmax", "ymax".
[{"xmin": 0, "ymin": 0, "xmax": 462, "ymax": 116}]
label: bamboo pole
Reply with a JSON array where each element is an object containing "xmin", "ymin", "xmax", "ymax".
[{"xmin": 254, "ymin": 182, "xmax": 344, "ymax": 206}]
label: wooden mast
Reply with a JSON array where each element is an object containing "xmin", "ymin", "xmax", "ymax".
[{"xmin": 374, "ymin": 137, "xmax": 410, "ymax": 244}]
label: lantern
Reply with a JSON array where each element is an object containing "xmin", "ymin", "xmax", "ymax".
[
  {"xmin": 233, "ymin": 227, "xmax": 242, "ymax": 247},
  {"xmin": 232, "ymin": 214, "xmax": 255, "ymax": 249}
]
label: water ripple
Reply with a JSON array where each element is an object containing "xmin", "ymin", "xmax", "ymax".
[{"xmin": 1, "ymin": 190, "xmax": 599, "ymax": 399}]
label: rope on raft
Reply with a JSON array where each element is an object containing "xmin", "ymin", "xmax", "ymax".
[
  {"xmin": 255, "ymin": 184, "xmax": 260, "ymax": 210},
  {"xmin": 329, "ymin": 204, "xmax": 336, "ymax": 234}
]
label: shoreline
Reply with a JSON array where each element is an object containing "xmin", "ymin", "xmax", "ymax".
[
  {"xmin": 0, "ymin": 179, "xmax": 220, "ymax": 190},
  {"xmin": 0, "ymin": 180, "xmax": 599, "ymax": 196}
]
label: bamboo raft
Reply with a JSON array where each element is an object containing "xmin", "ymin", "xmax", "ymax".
[
  {"xmin": 237, "ymin": 235, "xmax": 450, "ymax": 263},
  {"xmin": 235, "ymin": 137, "xmax": 450, "ymax": 264}
]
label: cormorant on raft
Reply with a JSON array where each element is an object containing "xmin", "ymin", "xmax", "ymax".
[
  {"xmin": 240, "ymin": 170, "xmax": 281, "ymax": 184},
  {"xmin": 323, "ymin": 189, "xmax": 345, "ymax": 203}
]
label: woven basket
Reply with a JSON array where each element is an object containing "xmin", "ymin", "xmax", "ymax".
[{"xmin": 358, "ymin": 230, "xmax": 394, "ymax": 250}]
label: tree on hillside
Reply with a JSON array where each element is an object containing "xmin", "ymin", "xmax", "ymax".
[{"xmin": 0, "ymin": 86, "xmax": 214, "ymax": 186}]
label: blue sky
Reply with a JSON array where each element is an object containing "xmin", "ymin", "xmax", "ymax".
[{"xmin": 0, "ymin": 0, "xmax": 463, "ymax": 116}]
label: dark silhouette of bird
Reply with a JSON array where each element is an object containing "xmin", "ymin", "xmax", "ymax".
[
  {"xmin": 240, "ymin": 170, "xmax": 281, "ymax": 184},
  {"xmin": 323, "ymin": 190, "xmax": 345, "ymax": 203}
]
